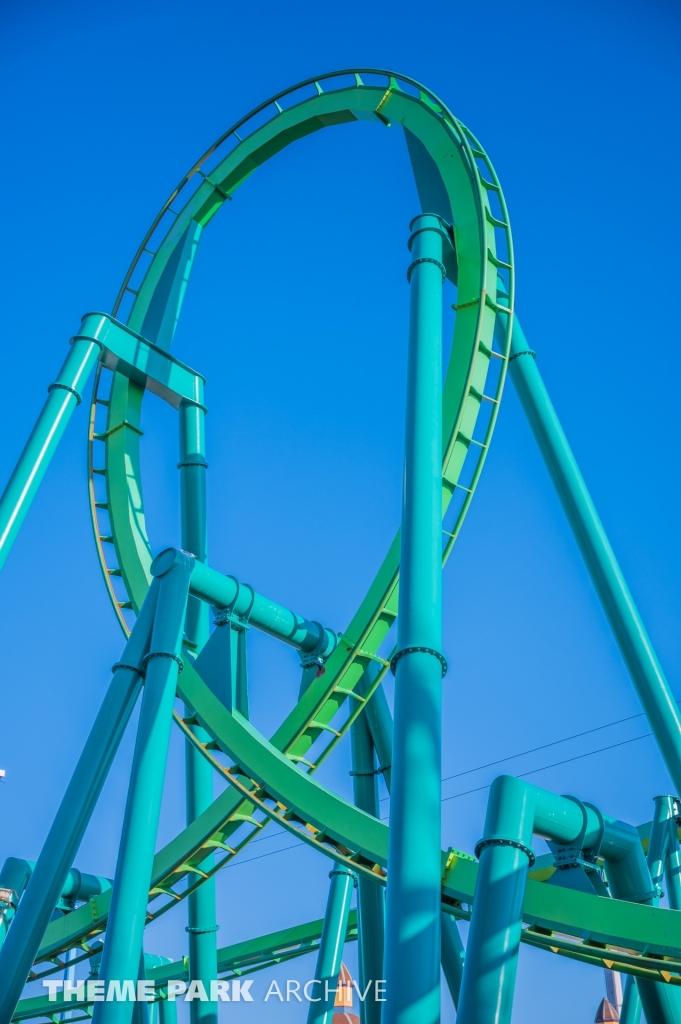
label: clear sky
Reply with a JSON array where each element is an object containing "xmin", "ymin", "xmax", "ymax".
[{"xmin": 1, "ymin": 0, "xmax": 680, "ymax": 1021}]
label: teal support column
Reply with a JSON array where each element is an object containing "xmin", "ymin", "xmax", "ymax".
[
  {"xmin": 0, "ymin": 582, "xmax": 160, "ymax": 1024},
  {"xmin": 458, "ymin": 776, "xmax": 681, "ymax": 1024},
  {"xmin": 647, "ymin": 795, "xmax": 681, "ymax": 910},
  {"xmin": 503, "ymin": 302, "xmax": 681, "ymax": 798},
  {"xmin": 308, "ymin": 868, "xmax": 357, "ymax": 1024},
  {"xmin": 620, "ymin": 977, "xmax": 642, "ymax": 1024},
  {"xmin": 158, "ymin": 1002, "xmax": 178, "ymax": 1024},
  {"xmin": 351, "ymin": 707, "xmax": 384, "ymax": 1024},
  {"xmin": 620, "ymin": 795, "xmax": 681, "ymax": 1024},
  {"xmin": 357, "ymin": 663, "xmax": 393, "ymax": 791},
  {"xmin": 0, "ymin": 337, "xmax": 99, "ymax": 572},
  {"xmin": 384, "ymin": 213, "xmax": 447, "ymax": 1024},
  {"xmin": 440, "ymin": 914, "xmax": 464, "ymax": 1010},
  {"xmin": 178, "ymin": 400, "xmax": 218, "ymax": 1024},
  {"xmin": 94, "ymin": 551, "xmax": 193, "ymax": 1024},
  {"xmin": 647, "ymin": 795, "xmax": 679, "ymax": 902}
]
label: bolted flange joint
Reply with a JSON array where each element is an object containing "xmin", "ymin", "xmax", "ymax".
[{"xmin": 475, "ymin": 836, "xmax": 536, "ymax": 868}]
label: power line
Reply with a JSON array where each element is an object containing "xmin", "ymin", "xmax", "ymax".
[
  {"xmin": 223, "ymin": 840, "xmax": 304, "ymax": 869},
  {"xmin": 378, "ymin": 708, "xmax": 654, "ymax": 803},
  {"xmin": 441, "ymin": 731, "xmax": 652, "ymax": 802},
  {"xmin": 440, "ymin": 711, "xmax": 646, "ymax": 783},
  {"xmin": 222, "ymin": 731, "xmax": 656, "ymax": 868}
]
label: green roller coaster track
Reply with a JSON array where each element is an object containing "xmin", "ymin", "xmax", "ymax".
[{"xmin": 0, "ymin": 68, "xmax": 680, "ymax": 1024}]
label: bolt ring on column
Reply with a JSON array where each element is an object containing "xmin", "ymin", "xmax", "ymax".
[
  {"xmin": 142, "ymin": 651, "xmax": 184, "ymax": 673},
  {"xmin": 47, "ymin": 382, "xmax": 82, "ymax": 404},
  {"xmin": 406, "ymin": 256, "xmax": 446, "ymax": 284},
  {"xmin": 185, "ymin": 925, "xmax": 220, "ymax": 934},
  {"xmin": 329, "ymin": 868, "xmax": 358, "ymax": 886},
  {"xmin": 111, "ymin": 661, "xmax": 146, "ymax": 676},
  {"xmin": 474, "ymin": 837, "xmax": 536, "ymax": 867},
  {"xmin": 390, "ymin": 646, "xmax": 448, "ymax": 677}
]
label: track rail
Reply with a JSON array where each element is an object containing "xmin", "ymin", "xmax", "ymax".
[
  {"xmin": 40, "ymin": 68, "xmax": 681, "ymax": 997},
  {"xmin": 31, "ymin": 68, "xmax": 514, "ymax": 987}
]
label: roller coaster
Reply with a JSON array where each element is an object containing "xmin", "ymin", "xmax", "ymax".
[{"xmin": 0, "ymin": 68, "xmax": 679, "ymax": 1024}]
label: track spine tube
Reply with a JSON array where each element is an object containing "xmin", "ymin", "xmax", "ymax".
[
  {"xmin": 0, "ymin": 580, "xmax": 161, "ymax": 1024},
  {"xmin": 178, "ymin": 400, "xmax": 218, "ymax": 1024},
  {"xmin": 0, "ymin": 337, "xmax": 99, "ymax": 572},
  {"xmin": 384, "ymin": 213, "xmax": 445, "ymax": 1024},
  {"xmin": 505, "ymin": 309, "xmax": 681, "ymax": 799},
  {"xmin": 94, "ymin": 553, "xmax": 193, "ymax": 1024},
  {"xmin": 307, "ymin": 869, "xmax": 357, "ymax": 1024}
]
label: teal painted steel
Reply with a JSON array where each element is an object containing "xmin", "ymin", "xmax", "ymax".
[
  {"xmin": 440, "ymin": 913, "xmax": 465, "ymax": 1009},
  {"xmin": 178, "ymin": 401, "xmax": 218, "ymax": 1024},
  {"xmin": 458, "ymin": 777, "xmax": 679, "ymax": 1024},
  {"xmin": 384, "ymin": 214, "xmax": 447, "ymax": 1024},
  {"xmin": 307, "ymin": 869, "xmax": 357, "ymax": 1024},
  {"xmin": 4, "ymin": 67, "xmax": 681, "ymax": 1024},
  {"xmin": 505, "ymin": 307, "xmax": 681, "ymax": 799},
  {"xmin": 152, "ymin": 550, "xmax": 337, "ymax": 658},
  {"xmin": 0, "ymin": 861, "xmax": 111, "ymax": 949},
  {"xmin": 351, "ymin": 708, "xmax": 384, "ymax": 1024},
  {"xmin": 0, "ymin": 336, "xmax": 99, "ymax": 572},
  {"xmin": 95, "ymin": 553, "xmax": 193, "ymax": 1024},
  {"xmin": 359, "ymin": 665, "xmax": 393, "ymax": 792},
  {"xmin": 0, "ymin": 582, "xmax": 160, "ymax": 1021},
  {"xmin": 623, "ymin": 795, "xmax": 681, "ymax": 1024},
  {"xmin": 620, "ymin": 978, "xmax": 642, "ymax": 1024},
  {"xmin": 79, "ymin": 313, "xmax": 205, "ymax": 409},
  {"xmin": 647, "ymin": 795, "xmax": 681, "ymax": 910}
]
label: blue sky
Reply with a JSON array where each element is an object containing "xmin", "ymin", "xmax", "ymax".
[{"xmin": 1, "ymin": 0, "xmax": 680, "ymax": 1020}]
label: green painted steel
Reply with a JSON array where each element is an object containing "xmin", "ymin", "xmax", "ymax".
[
  {"xmin": 0, "ymin": 67, "xmax": 677, "ymax": 1024},
  {"xmin": 308, "ymin": 869, "xmax": 357, "ymax": 1024},
  {"xmin": 12, "ymin": 912, "xmax": 360, "ymax": 1022}
]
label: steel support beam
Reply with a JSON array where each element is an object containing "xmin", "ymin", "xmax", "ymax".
[
  {"xmin": 384, "ymin": 213, "xmax": 446, "ymax": 1024},
  {"xmin": 307, "ymin": 868, "xmax": 357, "ymax": 1024},
  {"xmin": 440, "ymin": 913, "xmax": 464, "ymax": 1010},
  {"xmin": 0, "ymin": 338, "xmax": 99, "ymax": 572},
  {"xmin": 151, "ymin": 549, "xmax": 337, "ymax": 660},
  {"xmin": 351, "ymin": 705, "xmax": 384, "ymax": 1024},
  {"xmin": 504, "ymin": 306, "xmax": 681, "ymax": 799},
  {"xmin": 178, "ymin": 399, "xmax": 218, "ymax": 1024},
  {"xmin": 94, "ymin": 552, "xmax": 193, "ymax": 1024},
  {"xmin": 457, "ymin": 776, "xmax": 681, "ymax": 1024},
  {"xmin": 0, "ymin": 583, "xmax": 161, "ymax": 1024}
]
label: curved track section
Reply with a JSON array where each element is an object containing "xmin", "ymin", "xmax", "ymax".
[{"xmin": 23, "ymin": 69, "xmax": 681, "ymax": 1006}]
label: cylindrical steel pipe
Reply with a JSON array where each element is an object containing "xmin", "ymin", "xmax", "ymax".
[
  {"xmin": 384, "ymin": 213, "xmax": 447, "ymax": 1024},
  {"xmin": 351, "ymin": 707, "xmax": 384, "ymax": 1024},
  {"xmin": 178, "ymin": 400, "xmax": 218, "ymax": 1024},
  {"xmin": 0, "ymin": 337, "xmax": 100, "ymax": 572},
  {"xmin": 95, "ymin": 554, "xmax": 193, "ymax": 1024},
  {"xmin": 151, "ymin": 548, "xmax": 336, "ymax": 657},
  {"xmin": 308, "ymin": 868, "xmax": 357, "ymax": 1024},
  {"xmin": 0, "ymin": 581, "xmax": 160, "ymax": 1024},
  {"xmin": 502, "ymin": 301, "xmax": 681, "ymax": 800}
]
